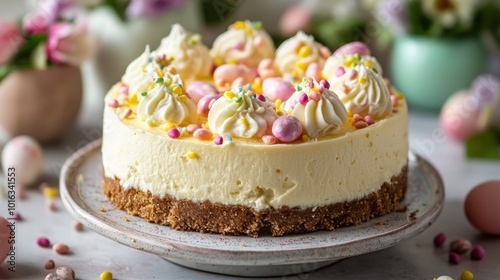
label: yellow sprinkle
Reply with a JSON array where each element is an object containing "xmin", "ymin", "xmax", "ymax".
[
  {"xmin": 245, "ymin": 27, "xmax": 253, "ymax": 35},
  {"xmin": 251, "ymin": 81, "xmax": 262, "ymax": 93},
  {"xmin": 298, "ymin": 46, "xmax": 312, "ymax": 58},
  {"xmin": 228, "ymin": 58, "xmax": 238, "ymax": 65},
  {"xmin": 275, "ymin": 99, "xmax": 283, "ymax": 110},
  {"xmin": 359, "ymin": 77, "xmax": 367, "ymax": 84},
  {"xmin": 224, "ymin": 91, "xmax": 235, "ymax": 99},
  {"xmin": 291, "ymin": 70, "xmax": 299, "ymax": 77},
  {"xmin": 277, "ymin": 110, "xmax": 284, "ymax": 116},
  {"xmin": 186, "ymin": 151, "xmax": 197, "ymax": 159},
  {"xmin": 146, "ymin": 119, "xmax": 155, "ymax": 127},
  {"xmin": 128, "ymin": 93, "xmax": 138, "ymax": 106},
  {"xmin": 141, "ymin": 68, "xmax": 147, "ymax": 73},
  {"xmin": 100, "ymin": 271, "xmax": 113, "ymax": 280},
  {"xmin": 179, "ymin": 95, "xmax": 188, "ymax": 103},
  {"xmin": 168, "ymin": 67, "xmax": 177, "ymax": 75},
  {"xmin": 461, "ymin": 270, "xmax": 474, "ymax": 280},
  {"xmin": 43, "ymin": 187, "xmax": 58, "ymax": 198},
  {"xmin": 164, "ymin": 78, "xmax": 172, "ymax": 86},
  {"xmin": 164, "ymin": 123, "xmax": 176, "ymax": 131},
  {"xmin": 397, "ymin": 93, "xmax": 405, "ymax": 100},
  {"xmin": 148, "ymin": 84, "xmax": 155, "ymax": 90},
  {"xmin": 347, "ymin": 110, "xmax": 353, "ymax": 118},
  {"xmin": 311, "ymin": 87, "xmax": 319, "ymax": 93},
  {"xmin": 234, "ymin": 21, "xmax": 246, "ymax": 29},
  {"xmin": 364, "ymin": 60, "xmax": 373, "ymax": 68},
  {"xmin": 344, "ymin": 58, "xmax": 355, "ymax": 68},
  {"xmin": 240, "ymin": 117, "xmax": 249, "ymax": 127},
  {"xmin": 157, "ymin": 71, "xmax": 164, "ymax": 78},
  {"xmin": 302, "ymin": 135, "xmax": 309, "ymax": 142},
  {"xmin": 286, "ymin": 109, "xmax": 293, "ymax": 115},
  {"xmin": 296, "ymin": 61, "xmax": 308, "ymax": 71},
  {"xmin": 172, "ymin": 85, "xmax": 183, "ymax": 95},
  {"xmin": 214, "ymin": 57, "xmax": 224, "ymax": 66}
]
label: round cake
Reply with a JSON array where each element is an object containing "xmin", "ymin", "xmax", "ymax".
[{"xmin": 101, "ymin": 21, "xmax": 408, "ymax": 237}]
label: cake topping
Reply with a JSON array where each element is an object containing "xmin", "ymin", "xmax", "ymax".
[
  {"xmin": 121, "ymin": 45, "xmax": 152, "ymax": 95},
  {"xmin": 333, "ymin": 41, "xmax": 371, "ymax": 57},
  {"xmin": 137, "ymin": 80, "xmax": 197, "ymax": 125},
  {"xmin": 156, "ymin": 24, "xmax": 213, "ymax": 81},
  {"xmin": 282, "ymin": 79, "xmax": 347, "ymax": 138},
  {"xmin": 323, "ymin": 54, "xmax": 383, "ymax": 82},
  {"xmin": 207, "ymin": 86, "xmax": 278, "ymax": 138},
  {"xmin": 211, "ymin": 20, "xmax": 275, "ymax": 68},
  {"xmin": 274, "ymin": 31, "xmax": 330, "ymax": 77},
  {"xmin": 330, "ymin": 65, "xmax": 393, "ymax": 119}
]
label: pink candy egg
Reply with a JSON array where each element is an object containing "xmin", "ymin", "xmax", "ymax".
[
  {"xmin": 262, "ymin": 78, "xmax": 295, "ymax": 102},
  {"xmin": 440, "ymin": 91, "xmax": 481, "ymax": 141},
  {"xmin": 197, "ymin": 94, "xmax": 221, "ymax": 117},
  {"xmin": 465, "ymin": 181, "xmax": 500, "ymax": 235},
  {"xmin": 333, "ymin": 41, "xmax": 371, "ymax": 57},
  {"xmin": 213, "ymin": 64, "xmax": 256, "ymax": 91},
  {"xmin": 257, "ymin": 59, "xmax": 277, "ymax": 80},
  {"xmin": 2, "ymin": 135, "xmax": 43, "ymax": 187},
  {"xmin": 305, "ymin": 63, "xmax": 321, "ymax": 81},
  {"xmin": 279, "ymin": 4, "xmax": 313, "ymax": 37},
  {"xmin": 272, "ymin": 115, "xmax": 303, "ymax": 143},
  {"xmin": 186, "ymin": 81, "xmax": 219, "ymax": 104},
  {"xmin": 0, "ymin": 216, "xmax": 11, "ymax": 263}
]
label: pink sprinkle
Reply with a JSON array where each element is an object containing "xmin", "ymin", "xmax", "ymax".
[
  {"xmin": 449, "ymin": 252, "xmax": 460, "ymax": 264},
  {"xmin": 107, "ymin": 99, "xmax": 119, "ymax": 108},
  {"xmin": 317, "ymin": 84, "xmax": 325, "ymax": 93},
  {"xmin": 121, "ymin": 109, "xmax": 132, "ymax": 119},
  {"xmin": 120, "ymin": 85, "xmax": 129, "ymax": 95},
  {"xmin": 37, "ymin": 237, "xmax": 51, "ymax": 248},
  {"xmin": 13, "ymin": 212, "xmax": 21, "ymax": 221},
  {"xmin": 335, "ymin": 67, "xmax": 345, "ymax": 77},
  {"xmin": 310, "ymin": 92, "xmax": 320, "ymax": 102},
  {"xmin": 348, "ymin": 69, "xmax": 358, "ymax": 80},
  {"xmin": 364, "ymin": 115, "xmax": 375, "ymax": 125},
  {"xmin": 320, "ymin": 79, "xmax": 330, "ymax": 89},
  {"xmin": 433, "ymin": 232, "xmax": 446, "ymax": 247},
  {"xmin": 391, "ymin": 95, "xmax": 398, "ymax": 107},
  {"xmin": 341, "ymin": 84, "xmax": 350, "ymax": 93},
  {"xmin": 187, "ymin": 124, "xmax": 200, "ymax": 134},
  {"xmin": 253, "ymin": 36, "xmax": 263, "ymax": 46},
  {"xmin": 46, "ymin": 199, "xmax": 57, "ymax": 211},
  {"xmin": 233, "ymin": 42, "xmax": 245, "ymax": 51},
  {"xmin": 299, "ymin": 93, "xmax": 308, "ymax": 105},
  {"xmin": 193, "ymin": 128, "xmax": 213, "ymax": 140},
  {"xmin": 167, "ymin": 128, "xmax": 181, "ymax": 139},
  {"xmin": 353, "ymin": 114, "xmax": 363, "ymax": 122},
  {"xmin": 256, "ymin": 94, "xmax": 266, "ymax": 102},
  {"xmin": 308, "ymin": 81, "xmax": 314, "ymax": 88},
  {"xmin": 355, "ymin": 121, "xmax": 368, "ymax": 129},
  {"xmin": 471, "ymin": 245, "xmax": 485, "ymax": 260},
  {"xmin": 213, "ymin": 136, "xmax": 223, "ymax": 145},
  {"xmin": 262, "ymin": 135, "xmax": 277, "ymax": 145}
]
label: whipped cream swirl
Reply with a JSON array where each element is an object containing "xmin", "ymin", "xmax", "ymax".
[
  {"xmin": 156, "ymin": 24, "xmax": 213, "ymax": 81},
  {"xmin": 283, "ymin": 79, "xmax": 347, "ymax": 138},
  {"xmin": 208, "ymin": 86, "xmax": 278, "ymax": 138},
  {"xmin": 331, "ymin": 65, "xmax": 393, "ymax": 119},
  {"xmin": 121, "ymin": 45, "xmax": 153, "ymax": 95},
  {"xmin": 210, "ymin": 20, "xmax": 275, "ymax": 68},
  {"xmin": 274, "ymin": 31, "xmax": 326, "ymax": 76},
  {"xmin": 137, "ymin": 82, "xmax": 197, "ymax": 125},
  {"xmin": 323, "ymin": 54, "xmax": 383, "ymax": 83}
]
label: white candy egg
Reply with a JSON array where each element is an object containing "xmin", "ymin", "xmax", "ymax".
[{"xmin": 1, "ymin": 135, "xmax": 44, "ymax": 187}]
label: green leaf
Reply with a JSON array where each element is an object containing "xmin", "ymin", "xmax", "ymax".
[
  {"xmin": 31, "ymin": 41, "xmax": 47, "ymax": 70},
  {"xmin": 104, "ymin": 0, "xmax": 130, "ymax": 22},
  {"xmin": 466, "ymin": 127, "xmax": 500, "ymax": 160}
]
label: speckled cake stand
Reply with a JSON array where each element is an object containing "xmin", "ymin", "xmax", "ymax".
[{"xmin": 60, "ymin": 139, "xmax": 444, "ymax": 277}]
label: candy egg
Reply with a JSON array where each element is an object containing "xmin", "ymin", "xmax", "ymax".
[
  {"xmin": 197, "ymin": 94, "xmax": 221, "ymax": 117},
  {"xmin": 0, "ymin": 216, "xmax": 10, "ymax": 263},
  {"xmin": 262, "ymin": 78, "xmax": 295, "ymax": 102},
  {"xmin": 213, "ymin": 64, "xmax": 256, "ymax": 91},
  {"xmin": 305, "ymin": 63, "xmax": 321, "ymax": 81},
  {"xmin": 2, "ymin": 135, "xmax": 43, "ymax": 187},
  {"xmin": 465, "ymin": 181, "xmax": 500, "ymax": 235},
  {"xmin": 272, "ymin": 115, "xmax": 303, "ymax": 143},
  {"xmin": 257, "ymin": 59, "xmax": 277, "ymax": 80},
  {"xmin": 439, "ymin": 91, "xmax": 481, "ymax": 141},
  {"xmin": 333, "ymin": 41, "xmax": 371, "ymax": 57},
  {"xmin": 279, "ymin": 4, "xmax": 313, "ymax": 37},
  {"xmin": 186, "ymin": 81, "xmax": 219, "ymax": 104}
]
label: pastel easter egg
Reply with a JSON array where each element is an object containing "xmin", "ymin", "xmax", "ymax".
[
  {"xmin": 262, "ymin": 78, "xmax": 295, "ymax": 102},
  {"xmin": 272, "ymin": 115, "xmax": 303, "ymax": 143},
  {"xmin": 214, "ymin": 64, "xmax": 256, "ymax": 91},
  {"xmin": 333, "ymin": 41, "xmax": 371, "ymax": 57},
  {"xmin": 0, "ymin": 216, "xmax": 11, "ymax": 263},
  {"xmin": 439, "ymin": 91, "xmax": 480, "ymax": 141},
  {"xmin": 465, "ymin": 181, "xmax": 500, "ymax": 235},
  {"xmin": 197, "ymin": 94, "xmax": 221, "ymax": 117},
  {"xmin": 2, "ymin": 135, "xmax": 43, "ymax": 187},
  {"xmin": 305, "ymin": 63, "xmax": 321, "ymax": 81},
  {"xmin": 257, "ymin": 58, "xmax": 277, "ymax": 80},
  {"xmin": 186, "ymin": 81, "xmax": 219, "ymax": 104},
  {"xmin": 279, "ymin": 4, "xmax": 313, "ymax": 37}
]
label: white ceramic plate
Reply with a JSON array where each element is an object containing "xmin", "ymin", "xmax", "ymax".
[{"xmin": 60, "ymin": 139, "xmax": 444, "ymax": 277}]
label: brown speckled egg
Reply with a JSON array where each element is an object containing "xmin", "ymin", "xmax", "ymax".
[{"xmin": 464, "ymin": 181, "xmax": 500, "ymax": 235}]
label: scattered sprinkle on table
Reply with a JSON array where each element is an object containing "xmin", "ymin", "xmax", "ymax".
[{"xmin": 100, "ymin": 271, "xmax": 113, "ymax": 280}]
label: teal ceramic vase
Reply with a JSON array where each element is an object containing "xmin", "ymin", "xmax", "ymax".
[{"xmin": 391, "ymin": 36, "xmax": 487, "ymax": 111}]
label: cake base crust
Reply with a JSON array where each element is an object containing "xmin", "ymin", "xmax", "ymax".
[{"xmin": 102, "ymin": 165, "xmax": 408, "ymax": 237}]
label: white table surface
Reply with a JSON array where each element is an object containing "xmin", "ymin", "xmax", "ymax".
[{"xmin": 1, "ymin": 2, "xmax": 500, "ymax": 280}]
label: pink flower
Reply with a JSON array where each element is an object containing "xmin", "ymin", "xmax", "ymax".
[
  {"xmin": 126, "ymin": 0, "xmax": 186, "ymax": 19},
  {"xmin": 0, "ymin": 20, "xmax": 25, "ymax": 64},
  {"xmin": 23, "ymin": 0, "xmax": 75, "ymax": 34},
  {"xmin": 23, "ymin": 11, "xmax": 53, "ymax": 34},
  {"xmin": 46, "ymin": 22, "xmax": 95, "ymax": 66}
]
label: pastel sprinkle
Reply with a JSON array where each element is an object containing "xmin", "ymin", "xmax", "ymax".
[
  {"xmin": 233, "ymin": 42, "xmax": 245, "ymax": 51},
  {"xmin": 37, "ymin": 237, "xmax": 51, "ymax": 248},
  {"xmin": 107, "ymin": 99, "xmax": 119, "ymax": 108},
  {"xmin": 164, "ymin": 86, "xmax": 172, "ymax": 93},
  {"xmin": 253, "ymin": 21, "xmax": 263, "ymax": 29},
  {"xmin": 164, "ymin": 123, "xmax": 176, "ymax": 131},
  {"xmin": 353, "ymin": 114, "xmax": 364, "ymax": 123},
  {"xmin": 296, "ymin": 61, "xmax": 308, "ymax": 71},
  {"xmin": 275, "ymin": 99, "xmax": 283, "ymax": 110},
  {"xmin": 256, "ymin": 94, "xmax": 266, "ymax": 102},
  {"xmin": 434, "ymin": 232, "xmax": 447, "ymax": 247},
  {"xmin": 298, "ymin": 46, "xmax": 312, "ymax": 58},
  {"xmin": 364, "ymin": 115, "xmax": 375, "ymax": 125},
  {"xmin": 141, "ymin": 91, "xmax": 147, "ymax": 97},
  {"xmin": 167, "ymin": 66, "xmax": 177, "ymax": 74},
  {"xmin": 308, "ymin": 80, "xmax": 314, "ymax": 88},
  {"xmin": 225, "ymin": 136, "xmax": 233, "ymax": 141},
  {"xmin": 121, "ymin": 109, "xmax": 133, "ymax": 119},
  {"xmin": 317, "ymin": 84, "xmax": 325, "ymax": 93},
  {"xmin": 224, "ymin": 91, "xmax": 235, "ymax": 99},
  {"xmin": 52, "ymin": 243, "xmax": 69, "ymax": 255},
  {"xmin": 179, "ymin": 95, "xmax": 188, "ymax": 103},
  {"xmin": 449, "ymin": 252, "xmax": 460, "ymax": 264},
  {"xmin": 348, "ymin": 70, "xmax": 358, "ymax": 80},
  {"xmin": 155, "ymin": 77, "xmax": 164, "ymax": 84},
  {"xmin": 172, "ymin": 85, "xmax": 183, "ymax": 95},
  {"xmin": 120, "ymin": 85, "xmax": 129, "ymax": 95},
  {"xmin": 364, "ymin": 60, "xmax": 373, "ymax": 68},
  {"xmin": 193, "ymin": 128, "xmax": 213, "ymax": 140},
  {"xmin": 299, "ymin": 93, "xmax": 308, "ymax": 105},
  {"xmin": 228, "ymin": 58, "xmax": 238, "ymax": 65},
  {"xmin": 335, "ymin": 67, "xmax": 346, "ymax": 77},
  {"xmin": 347, "ymin": 110, "xmax": 353, "ymax": 117},
  {"xmin": 341, "ymin": 84, "xmax": 350, "ymax": 93},
  {"xmin": 262, "ymin": 135, "xmax": 277, "ymax": 145},
  {"xmin": 167, "ymin": 128, "xmax": 180, "ymax": 139},
  {"xmin": 391, "ymin": 95, "xmax": 399, "ymax": 106},
  {"xmin": 295, "ymin": 85, "xmax": 302, "ymax": 91},
  {"xmin": 214, "ymin": 136, "xmax": 223, "ymax": 145},
  {"xmin": 235, "ymin": 96, "xmax": 243, "ymax": 103},
  {"xmin": 240, "ymin": 118, "xmax": 249, "ymax": 127},
  {"xmin": 355, "ymin": 121, "xmax": 368, "ymax": 129},
  {"xmin": 43, "ymin": 187, "xmax": 58, "ymax": 198},
  {"xmin": 310, "ymin": 92, "xmax": 320, "ymax": 102},
  {"xmin": 320, "ymin": 79, "xmax": 329, "ymax": 89},
  {"xmin": 186, "ymin": 151, "xmax": 197, "ymax": 159},
  {"xmin": 187, "ymin": 124, "xmax": 200, "ymax": 134},
  {"xmin": 470, "ymin": 245, "xmax": 485, "ymax": 260},
  {"xmin": 460, "ymin": 270, "xmax": 473, "ymax": 280},
  {"xmin": 100, "ymin": 271, "xmax": 113, "ymax": 280},
  {"xmin": 302, "ymin": 134, "xmax": 309, "ymax": 142},
  {"xmin": 148, "ymin": 84, "xmax": 155, "ymax": 91},
  {"xmin": 128, "ymin": 94, "xmax": 138, "ymax": 105},
  {"xmin": 359, "ymin": 77, "xmax": 367, "ymax": 84}
]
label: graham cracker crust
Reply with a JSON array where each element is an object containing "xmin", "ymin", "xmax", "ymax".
[{"xmin": 102, "ymin": 165, "xmax": 408, "ymax": 237}]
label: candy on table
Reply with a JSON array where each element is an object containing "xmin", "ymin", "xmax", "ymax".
[
  {"xmin": 262, "ymin": 78, "xmax": 295, "ymax": 102},
  {"xmin": 52, "ymin": 243, "xmax": 70, "ymax": 254},
  {"xmin": 433, "ymin": 232, "xmax": 446, "ymax": 247},
  {"xmin": 1, "ymin": 135, "xmax": 44, "ymax": 188},
  {"xmin": 434, "ymin": 276, "xmax": 454, "ymax": 280},
  {"xmin": 45, "ymin": 259, "xmax": 55, "ymax": 270},
  {"xmin": 100, "ymin": 271, "xmax": 113, "ymax": 280},
  {"xmin": 450, "ymin": 239, "xmax": 472, "ymax": 255},
  {"xmin": 37, "ymin": 237, "xmax": 51, "ymax": 248},
  {"xmin": 464, "ymin": 181, "xmax": 500, "ymax": 235},
  {"xmin": 470, "ymin": 245, "xmax": 485, "ymax": 261},
  {"xmin": 461, "ymin": 270, "xmax": 474, "ymax": 280},
  {"xmin": 449, "ymin": 252, "xmax": 460, "ymax": 264}
]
